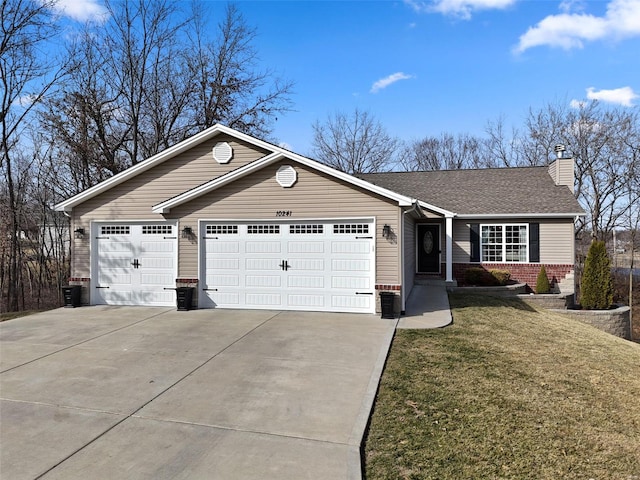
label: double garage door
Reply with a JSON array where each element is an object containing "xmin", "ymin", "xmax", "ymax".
[
  {"xmin": 200, "ymin": 220, "xmax": 376, "ymax": 313},
  {"xmin": 94, "ymin": 220, "xmax": 375, "ymax": 313}
]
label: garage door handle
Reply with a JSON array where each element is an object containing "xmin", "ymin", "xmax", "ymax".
[
  {"xmin": 356, "ymin": 236, "xmax": 373, "ymax": 239},
  {"xmin": 95, "ymin": 286, "xmax": 110, "ymax": 289},
  {"xmin": 203, "ymin": 288, "xmax": 218, "ymax": 291},
  {"xmin": 355, "ymin": 292, "xmax": 373, "ymax": 295}
]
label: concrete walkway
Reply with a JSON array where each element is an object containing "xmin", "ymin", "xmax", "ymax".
[
  {"xmin": 398, "ymin": 281, "xmax": 453, "ymax": 329},
  {"xmin": 0, "ymin": 307, "xmax": 396, "ymax": 480}
]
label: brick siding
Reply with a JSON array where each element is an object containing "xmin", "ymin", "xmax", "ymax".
[{"xmin": 451, "ymin": 263, "xmax": 574, "ymax": 292}]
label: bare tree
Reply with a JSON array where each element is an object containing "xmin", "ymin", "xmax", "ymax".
[
  {"xmin": 401, "ymin": 133, "xmax": 490, "ymax": 171},
  {"xmin": 1, "ymin": 0, "xmax": 69, "ymax": 312},
  {"xmin": 486, "ymin": 101, "xmax": 640, "ymax": 240},
  {"xmin": 185, "ymin": 3, "xmax": 293, "ymax": 139},
  {"xmin": 311, "ymin": 108, "xmax": 398, "ymax": 174}
]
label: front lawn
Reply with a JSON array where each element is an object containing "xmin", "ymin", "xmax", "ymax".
[{"xmin": 364, "ymin": 294, "xmax": 640, "ymax": 479}]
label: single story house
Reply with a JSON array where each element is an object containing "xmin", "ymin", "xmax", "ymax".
[{"xmin": 55, "ymin": 124, "xmax": 584, "ymax": 315}]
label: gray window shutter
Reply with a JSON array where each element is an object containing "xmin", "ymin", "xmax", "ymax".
[
  {"xmin": 470, "ymin": 223, "xmax": 480, "ymax": 262},
  {"xmin": 529, "ymin": 223, "xmax": 540, "ymax": 263}
]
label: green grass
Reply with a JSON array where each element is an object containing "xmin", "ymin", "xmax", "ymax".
[{"xmin": 364, "ymin": 294, "xmax": 640, "ymax": 480}]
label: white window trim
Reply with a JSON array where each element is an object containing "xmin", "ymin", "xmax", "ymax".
[{"xmin": 480, "ymin": 223, "xmax": 529, "ymax": 263}]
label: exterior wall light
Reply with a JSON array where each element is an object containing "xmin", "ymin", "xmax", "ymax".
[
  {"xmin": 181, "ymin": 226, "xmax": 193, "ymax": 238},
  {"xmin": 382, "ymin": 224, "xmax": 391, "ymax": 239},
  {"xmin": 74, "ymin": 228, "xmax": 85, "ymax": 239}
]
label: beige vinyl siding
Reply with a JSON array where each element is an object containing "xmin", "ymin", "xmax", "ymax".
[
  {"xmin": 71, "ymin": 135, "xmax": 268, "ymax": 275},
  {"xmin": 548, "ymin": 158, "xmax": 575, "ymax": 193},
  {"xmin": 452, "ymin": 220, "xmax": 472, "ymax": 263},
  {"xmin": 170, "ymin": 160, "xmax": 401, "ymax": 284},
  {"xmin": 452, "ymin": 218, "xmax": 576, "ymax": 264},
  {"xmin": 403, "ymin": 213, "xmax": 416, "ymax": 303},
  {"xmin": 540, "ymin": 219, "xmax": 575, "ymax": 263}
]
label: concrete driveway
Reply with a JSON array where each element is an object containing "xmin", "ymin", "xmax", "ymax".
[{"xmin": 0, "ymin": 306, "xmax": 396, "ymax": 479}]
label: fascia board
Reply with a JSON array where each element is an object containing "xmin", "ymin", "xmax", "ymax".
[
  {"xmin": 416, "ymin": 200, "xmax": 455, "ymax": 217},
  {"xmin": 54, "ymin": 124, "xmax": 279, "ymax": 212},
  {"xmin": 456, "ymin": 212, "xmax": 586, "ymax": 219}
]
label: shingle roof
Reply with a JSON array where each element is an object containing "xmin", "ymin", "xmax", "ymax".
[{"xmin": 358, "ymin": 166, "xmax": 584, "ymax": 216}]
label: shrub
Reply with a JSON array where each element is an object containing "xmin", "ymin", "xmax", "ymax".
[
  {"xmin": 580, "ymin": 240, "xmax": 614, "ymax": 310},
  {"xmin": 489, "ymin": 269, "xmax": 511, "ymax": 286},
  {"xmin": 464, "ymin": 267, "xmax": 488, "ymax": 285},
  {"xmin": 536, "ymin": 265, "xmax": 551, "ymax": 294}
]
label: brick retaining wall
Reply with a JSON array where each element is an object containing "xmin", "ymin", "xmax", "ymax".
[{"xmin": 452, "ymin": 263, "xmax": 574, "ymax": 292}]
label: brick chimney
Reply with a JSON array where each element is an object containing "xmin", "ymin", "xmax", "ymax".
[{"xmin": 548, "ymin": 144, "xmax": 575, "ymax": 193}]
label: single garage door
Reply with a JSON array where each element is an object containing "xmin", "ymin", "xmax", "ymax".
[
  {"xmin": 200, "ymin": 220, "xmax": 375, "ymax": 313},
  {"xmin": 93, "ymin": 223, "xmax": 177, "ymax": 306}
]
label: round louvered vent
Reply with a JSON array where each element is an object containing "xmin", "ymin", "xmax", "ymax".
[
  {"xmin": 212, "ymin": 142, "xmax": 233, "ymax": 164},
  {"xmin": 276, "ymin": 165, "xmax": 297, "ymax": 188}
]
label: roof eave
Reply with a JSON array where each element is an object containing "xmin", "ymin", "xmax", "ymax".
[{"xmin": 456, "ymin": 212, "xmax": 586, "ymax": 219}]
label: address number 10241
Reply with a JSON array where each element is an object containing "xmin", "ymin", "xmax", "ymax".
[{"xmin": 276, "ymin": 210, "xmax": 292, "ymax": 217}]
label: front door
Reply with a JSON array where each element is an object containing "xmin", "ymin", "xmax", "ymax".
[{"xmin": 417, "ymin": 224, "xmax": 441, "ymax": 274}]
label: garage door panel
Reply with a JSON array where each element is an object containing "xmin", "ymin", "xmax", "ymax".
[
  {"xmin": 331, "ymin": 276, "xmax": 370, "ymax": 289},
  {"xmin": 140, "ymin": 241, "xmax": 174, "ymax": 252},
  {"xmin": 332, "ymin": 259, "xmax": 370, "ymax": 272},
  {"xmin": 100, "ymin": 241, "xmax": 132, "ymax": 253},
  {"xmin": 246, "ymin": 275, "xmax": 281, "ymax": 287},
  {"xmin": 331, "ymin": 241, "xmax": 370, "ymax": 254},
  {"xmin": 246, "ymin": 293, "xmax": 281, "ymax": 306},
  {"xmin": 207, "ymin": 241, "xmax": 239, "ymax": 254},
  {"xmin": 207, "ymin": 292, "xmax": 240, "ymax": 306},
  {"xmin": 245, "ymin": 242, "xmax": 281, "ymax": 254},
  {"xmin": 288, "ymin": 241, "xmax": 324, "ymax": 253},
  {"xmin": 206, "ymin": 274, "xmax": 240, "ymax": 286},
  {"xmin": 332, "ymin": 295, "xmax": 372, "ymax": 309},
  {"xmin": 288, "ymin": 294, "xmax": 325, "ymax": 307},
  {"xmin": 139, "ymin": 289, "xmax": 175, "ymax": 305},
  {"xmin": 290, "ymin": 259, "xmax": 324, "ymax": 271},
  {"xmin": 98, "ymin": 257, "xmax": 130, "ymax": 269},
  {"xmin": 101, "ymin": 290, "xmax": 133, "ymax": 304},
  {"xmin": 140, "ymin": 273, "xmax": 173, "ymax": 285},
  {"xmin": 288, "ymin": 276, "xmax": 324, "ymax": 288},
  {"xmin": 245, "ymin": 258, "xmax": 280, "ymax": 271},
  {"xmin": 207, "ymin": 258, "xmax": 239, "ymax": 269}
]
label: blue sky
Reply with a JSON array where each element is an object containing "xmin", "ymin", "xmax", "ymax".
[{"xmin": 50, "ymin": 0, "xmax": 640, "ymax": 155}]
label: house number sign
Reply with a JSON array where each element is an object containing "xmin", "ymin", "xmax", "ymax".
[{"xmin": 276, "ymin": 210, "xmax": 292, "ymax": 217}]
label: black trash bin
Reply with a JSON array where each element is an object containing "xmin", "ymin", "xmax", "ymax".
[
  {"xmin": 380, "ymin": 291, "xmax": 396, "ymax": 319},
  {"xmin": 176, "ymin": 287, "xmax": 194, "ymax": 311},
  {"xmin": 62, "ymin": 285, "xmax": 82, "ymax": 308}
]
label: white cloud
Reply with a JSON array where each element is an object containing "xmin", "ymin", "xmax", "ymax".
[
  {"xmin": 570, "ymin": 99, "xmax": 587, "ymax": 108},
  {"xmin": 12, "ymin": 94, "xmax": 37, "ymax": 108},
  {"xmin": 404, "ymin": 0, "xmax": 515, "ymax": 19},
  {"xmin": 370, "ymin": 72, "xmax": 414, "ymax": 93},
  {"xmin": 515, "ymin": 0, "xmax": 640, "ymax": 53},
  {"xmin": 586, "ymin": 86, "xmax": 639, "ymax": 106},
  {"xmin": 48, "ymin": 0, "xmax": 109, "ymax": 23}
]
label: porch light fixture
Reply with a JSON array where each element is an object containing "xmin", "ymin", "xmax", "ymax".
[
  {"xmin": 181, "ymin": 226, "xmax": 193, "ymax": 238},
  {"xmin": 74, "ymin": 228, "xmax": 85, "ymax": 239},
  {"xmin": 382, "ymin": 224, "xmax": 391, "ymax": 239}
]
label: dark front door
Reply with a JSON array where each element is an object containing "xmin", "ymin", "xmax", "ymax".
[{"xmin": 417, "ymin": 224, "xmax": 441, "ymax": 274}]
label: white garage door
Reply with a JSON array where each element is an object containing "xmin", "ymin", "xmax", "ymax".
[
  {"xmin": 200, "ymin": 220, "xmax": 375, "ymax": 313},
  {"xmin": 93, "ymin": 223, "xmax": 177, "ymax": 306}
]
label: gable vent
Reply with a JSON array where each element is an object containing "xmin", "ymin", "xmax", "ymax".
[
  {"xmin": 276, "ymin": 165, "xmax": 297, "ymax": 188},
  {"xmin": 213, "ymin": 142, "xmax": 233, "ymax": 164}
]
